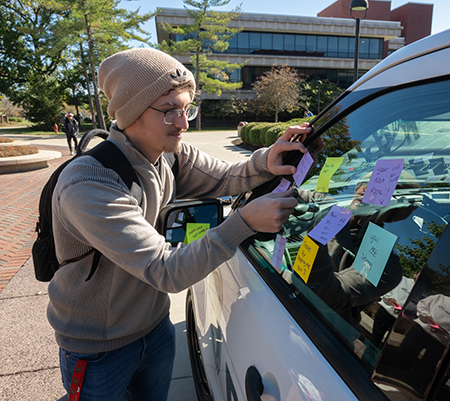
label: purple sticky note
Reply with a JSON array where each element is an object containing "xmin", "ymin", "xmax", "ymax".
[
  {"xmin": 363, "ymin": 159, "xmax": 404, "ymax": 206},
  {"xmin": 308, "ymin": 205, "xmax": 352, "ymax": 245},
  {"xmin": 293, "ymin": 152, "xmax": 314, "ymax": 187},
  {"xmin": 272, "ymin": 178, "xmax": 291, "ymax": 193},
  {"xmin": 270, "ymin": 234, "xmax": 287, "ymax": 273}
]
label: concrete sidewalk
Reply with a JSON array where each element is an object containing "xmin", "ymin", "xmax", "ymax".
[{"xmin": 0, "ymin": 130, "xmax": 251, "ymax": 400}]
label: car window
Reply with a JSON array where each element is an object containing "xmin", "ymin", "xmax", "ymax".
[{"xmin": 239, "ymin": 78, "xmax": 450, "ymax": 400}]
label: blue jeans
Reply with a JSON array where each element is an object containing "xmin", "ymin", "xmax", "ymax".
[{"xmin": 59, "ymin": 314, "xmax": 175, "ymax": 401}]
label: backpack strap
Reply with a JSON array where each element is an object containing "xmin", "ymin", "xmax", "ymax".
[
  {"xmin": 87, "ymin": 141, "xmax": 143, "ymax": 204},
  {"xmin": 64, "ymin": 143, "xmax": 178, "ymax": 281},
  {"xmin": 163, "ymin": 152, "xmax": 179, "ymax": 178},
  {"xmin": 76, "ymin": 141, "xmax": 143, "ymax": 281}
]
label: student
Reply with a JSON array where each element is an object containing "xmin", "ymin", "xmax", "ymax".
[
  {"xmin": 48, "ymin": 48, "xmax": 313, "ymax": 400},
  {"xmin": 63, "ymin": 112, "xmax": 79, "ymax": 155}
]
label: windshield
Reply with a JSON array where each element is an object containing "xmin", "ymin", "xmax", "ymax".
[{"xmin": 241, "ymin": 77, "xmax": 450, "ymax": 400}]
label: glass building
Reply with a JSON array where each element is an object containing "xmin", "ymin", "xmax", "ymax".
[{"xmin": 156, "ymin": 8, "xmax": 404, "ymax": 92}]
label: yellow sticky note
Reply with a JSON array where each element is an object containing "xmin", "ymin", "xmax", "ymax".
[
  {"xmin": 315, "ymin": 157, "xmax": 344, "ymax": 192},
  {"xmin": 184, "ymin": 223, "xmax": 210, "ymax": 245},
  {"xmin": 293, "ymin": 235, "xmax": 319, "ymax": 284}
]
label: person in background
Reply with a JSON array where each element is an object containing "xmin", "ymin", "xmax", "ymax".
[{"xmin": 63, "ymin": 112, "xmax": 79, "ymax": 155}]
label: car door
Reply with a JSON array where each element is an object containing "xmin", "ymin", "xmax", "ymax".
[{"xmin": 208, "ymin": 69, "xmax": 450, "ymax": 400}]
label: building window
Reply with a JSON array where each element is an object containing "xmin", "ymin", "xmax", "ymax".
[
  {"xmin": 214, "ymin": 31, "xmax": 382, "ymax": 59},
  {"xmin": 238, "ymin": 32, "xmax": 249, "ymax": 54},
  {"xmin": 306, "ymin": 35, "xmax": 317, "ymax": 53},
  {"xmin": 249, "ymin": 32, "xmax": 261, "ymax": 53},
  {"xmin": 273, "ymin": 33, "xmax": 284, "ymax": 52},
  {"xmin": 173, "ymin": 30, "xmax": 383, "ymax": 60},
  {"xmin": 295, "ymin": 35, "xmax": 306, "ymax": 52}
]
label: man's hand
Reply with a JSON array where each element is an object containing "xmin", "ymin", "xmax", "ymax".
[
  {"xmin": 267, "ymin": 124, "xmax": 312, "ymax": 176},
  {"xmin": 239, "ymin": 188, "xmax": 297, "ymax": 233}
]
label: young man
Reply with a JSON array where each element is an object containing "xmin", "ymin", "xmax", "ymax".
[
  {"xmin": 48, "ymin": 48, "xmax": 312, "ymax": 400},
  {"xmin": 63, "ymin": 112, "xmax": 79, "ymax": 155}
]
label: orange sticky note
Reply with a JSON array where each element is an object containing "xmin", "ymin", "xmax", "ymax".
[
  {"xmin": 315, "ymin": 157, "xmax": 344, "ymax": 193},
  {"xmin": 293, "ymin": 235, "xmax": 319, "ymax": 284}
]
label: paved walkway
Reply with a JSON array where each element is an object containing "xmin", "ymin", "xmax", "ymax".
[
  {"xmin": 0, "ymin": 145, "xmax": 72, "ymax": 291},
  {"xmin": 0, "ymin": 130, "xmax": 250, "ymax": 400}
]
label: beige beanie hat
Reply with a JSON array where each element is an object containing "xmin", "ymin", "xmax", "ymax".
[{"xmin": 98, "ymin": 48, "xmax": 196, "ymax": 130}]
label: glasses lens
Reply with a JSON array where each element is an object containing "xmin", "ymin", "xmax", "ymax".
[
  {"xmin": 186, "ymin": 106, "xmax": 198, "ymax": 121},
  {"xmin": 164, "ymin": 107, "xmax": 198, "ymax": 124}
]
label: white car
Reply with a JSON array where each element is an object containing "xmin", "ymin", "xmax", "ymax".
[{"xmin": 160, "ymin": 29, "xmax": 450, "ymax": 401}]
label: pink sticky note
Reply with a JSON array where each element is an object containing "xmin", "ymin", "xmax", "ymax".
[
  {"xmin": 272, "ymin": 178, "xmax": 291, "ymax": 193},
  {"xmin": 308, "ymin": 205, "xmax": 352, "ymax": 245},
  {"xmin": 363, "ymin": 159, "xmax": 404, "ymax": 206},
  {"xmin": 270, "ymin": 234, "xmax": 287, "ymax": 272},
  {"xmin": 293, "ymin": 152, "xmax": 314, "ymax": 187}
]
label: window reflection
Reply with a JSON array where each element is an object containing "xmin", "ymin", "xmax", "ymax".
[
  {"xmin": 241, "ymin": 78, "xmax": 450, "ymax": 399},
  {"xmin": 173, "ymin": 31, "xmax": 383, "ymax": 59}
]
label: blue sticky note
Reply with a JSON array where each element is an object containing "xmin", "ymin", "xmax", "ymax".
[{"xmin": 353, "ymin": 222, "xmax": 397, "ymax": 287}]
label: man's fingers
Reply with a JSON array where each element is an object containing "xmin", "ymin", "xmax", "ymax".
[
  {"xmin": 279, "ymin": 123, "xmax": 312, "ymax": 142},
  {"xmin": 265, "ymin": 188, "xmax": 297, "ymax": 208}
]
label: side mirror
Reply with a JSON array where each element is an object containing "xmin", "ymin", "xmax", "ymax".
[{"xmin": 156, "ymin": 199, "xmax": 224, "ymax": 246}]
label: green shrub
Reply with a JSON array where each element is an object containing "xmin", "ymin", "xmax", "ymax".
[
  {"xmin": 240, "ymin": 122, "xmax": 260, "ymax": 143},
  {"xmin": 286, "ymin": 116, "xmax": 313, "ymax": 125},
  {"xmin": 260, "ymin": 123, "xmax": 276, "ymax": 146},
  {"xmin": 265, "ymin": 124, "xmax": 290, "ymax": 146},
  {"xmin": 8, "ymin": 117, "xmax": 23, "ymax": 122},
  {"xmin": 249, "ymin": 123, "xmax": 271, "ymax": 147}
]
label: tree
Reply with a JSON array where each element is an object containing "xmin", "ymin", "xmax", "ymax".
[
  {"xmin": 0, "ymin": 0, "xmax": 67, "ymax": 98},
  {"xmin": 54, "ymin": 0, "xmax": 158, "ymax": 129},
  {"xmin": 251, "ymin": 66, "xmax": 304, "ymax": 123},
  {"xmin": 0, "ymin": 0, "xmax": 157, "ymax": 130},
  {"xmin": 16, "ymin": 77, "xmax": 65, "ymax": 130},
  {"xmin": 300, "ymin": 79, "xmax": 344, "ymax": 115},
  {"xmin": 160, "ymin": 0, "xmax": 245, "ymax": 130}
]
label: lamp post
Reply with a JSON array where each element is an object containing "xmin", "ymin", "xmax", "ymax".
[{"xmin": 350, "ymin": 0, "xmax": 369, "ymax": 83}]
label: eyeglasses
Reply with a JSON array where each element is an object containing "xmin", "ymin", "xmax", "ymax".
[{"xmin": 149, "ymin": 106, "xmax": 199, "ymax": 125}]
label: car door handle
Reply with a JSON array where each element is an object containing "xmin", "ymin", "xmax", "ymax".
[{"xmin": 245, "ymin": 365, "xmax": 264, "ymax": 401}]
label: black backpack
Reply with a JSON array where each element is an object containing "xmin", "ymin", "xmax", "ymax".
[{"xmin": 32, "ymin": 129, "xmax": 178, "ymax": 282}]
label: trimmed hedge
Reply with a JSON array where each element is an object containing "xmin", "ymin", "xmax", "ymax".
[
  {"xmin": 265, "ymin": 123, "xmax": 290, "ymax": 146},
  {"xmin": 248, "ymin": 123, "xmax": 272, "ymax": 147},
  {"xmin": 286, "ymin": 116, "xmax": 314, "ymax": 125},
  {"xmin": 240, "ymin": 122, "xmax": 260, "ymax": 143},
  {"xmin": 8, "ymin": 117, "xmax": 23, "ymax": 123},
  {"xmin": 260, "ymin": 123, "xmax": 276, "ymax": 146},
  {"xmin": 240, "ymin": 118, "xmax": 314, "ymax": 147}
]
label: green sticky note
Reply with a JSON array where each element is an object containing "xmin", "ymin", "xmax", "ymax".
[
  {"xmin": 293, "ymin": 235, "xmax": 319, "ymax": 284},
  {"xmin": 315, "ymin": 157, "xmax": 344, "ymax": 192},
  {"xmin": 184, "ymin": 223, "xmax": 210, "ymax": 245}
]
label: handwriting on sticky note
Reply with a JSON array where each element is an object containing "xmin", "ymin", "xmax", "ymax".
[
  {"xmin": 362, "ymin": 159, "xmax": 404, "ymax": 206},
  {"xmin": 293, "ymin": 235, "xmax": 319, "ymax": 284},
  {"xmin": 272, "ymin": 178, "xmax": 291, "ymax": 193},
  {"xmin": 270, "ymin": 234, "xmax": 287, "ymax": 273},
  {"xmin": 353, "ymin": 222, "xmax": 397, "ymax": 287},
  {"xmin": 308, "ymin": 205, "xmax": 352, "ymax": 245},
  {"xmin": 184, "ymin": 223, "xmax": 210, "ymax": 245},
  {"xmin": 315, "ymin": 157, "xmax": 344, "ymax": 192},
  {"xmin": 293, "ymin": 152, "xmax": 314, "ymax": 187}
]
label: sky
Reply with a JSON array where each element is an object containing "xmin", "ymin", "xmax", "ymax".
[{"xmin": 120, "ymin": 0, "xmax": 450, "ymax": 45}]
